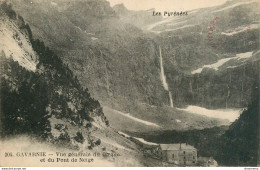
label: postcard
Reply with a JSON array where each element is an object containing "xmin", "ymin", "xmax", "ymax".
[{"xmin": 0, "ymin": 0, "xmax": 259, "ymax": 167}]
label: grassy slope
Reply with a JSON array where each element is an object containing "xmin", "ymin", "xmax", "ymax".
[
  {"xmin": 103, "ymin": 103, "xmax": 229, "ymax": 133},
  {"xmin": 126, "ymin": 83, "xmax": 259, "ymax": 166}
]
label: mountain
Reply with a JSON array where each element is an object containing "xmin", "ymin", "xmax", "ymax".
[
  {"xmin": 113, "ymin": 3, "xmax": 163, "ymax": 29},
  {"xmin": 0, "ymin": 4, "xmax": 152, "ymax": 166},
  {"xmin": 5, "ymin": 0, "xmax": 232, "ymax": 131},
  {"xmin": 0, "ymin": 1, "xmax": 108, "ymax": 144},
  {"xmin": 103, "ymin": 105, "xmax": 229, "ymax": 133},
  {"xmin": 213, "ymin": 82, "xmax": 259, "ymax": 166},
  {"xmin": 8, "ymin": 0, "xmax": 259, "ymax": 112},
  {"xmin": 128, "ymin": 83, "xmax": 259, "ymax": 166},
  {"xmin": 1, "ymin": 0, "xmax": 259, "ymax": 167},
  {"xmin": 6, "ymin": 0, "xmax": 164, "ymax": 110},
  {"xmin": 113, "ymin": 0, "xmax": 259, "ymax": 109},
  {"xmin": 149, "ymin": 0, "xmax": 259, "ymax": 109}
]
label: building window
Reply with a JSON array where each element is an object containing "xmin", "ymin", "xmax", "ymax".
[
  {"xmin": 193, "ymin": 161, "xmax": 195, "ymax": 163},
  {"xmin": 193, "ymin": 156, "xmax": 195, "ymax": 159},
  {"xmin": 184, "ymin": 156, "xmax": 186, "ymax": 160},
  {"xmin": 184, "ymin": 151, "xmax": 186, "ymax": 154},
  {"xmin": 172, "ymin": 154, "xmax": 174, "ymax": 158}
]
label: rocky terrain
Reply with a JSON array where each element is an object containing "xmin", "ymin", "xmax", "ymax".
[
  {"xmin": 0, "ymin": 0, "xmax": 259, "ymax": 167},
  {"xmin": 130, "ymin": 82, "xmax": 259, "ymax": 166},
  {"xmin": 0, "ymin": 4, "xmax": 149, "ymax": 166},
  {"xmin": 5, "ymin": 0, "xmax": 257, "ymax": 131}
]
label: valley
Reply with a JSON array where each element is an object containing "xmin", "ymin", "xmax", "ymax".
[{"xmin": 0, "ymin": 0, "xmax": 259, "ymax": 167}]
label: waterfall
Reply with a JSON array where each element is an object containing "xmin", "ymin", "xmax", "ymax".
[
  {"xmin": 169, "ymin": 91, "xmax": 174, "ymax": 108},
  {"xmin": 159, "ymin": 46, "xmax": 168, "ymax": 91},
  {"xmin": 159, "ymin": 46, "xmax": 173, "ymax": 108}
]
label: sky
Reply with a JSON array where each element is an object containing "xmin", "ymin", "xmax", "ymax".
[{"xmin": 107, "ymin": 0, "xmax": 228, "ymax": 12}]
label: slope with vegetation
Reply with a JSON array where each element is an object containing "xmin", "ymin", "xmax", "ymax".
[
  {"xmin": 129, "ymin": 82, "xmax": 259, "ymax": 166},
  {"xmin": 0, "ymin": 2, "xmax": 108, "ymax": 148}
]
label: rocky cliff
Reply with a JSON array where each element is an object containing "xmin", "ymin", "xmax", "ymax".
[{"xmin": 0, "ymin": 3, "xmax": 108, "ymax": 149}]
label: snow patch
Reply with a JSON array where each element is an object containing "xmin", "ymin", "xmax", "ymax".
[
  {"xmin": 191, "ymin": 52, "xmax": 253, "ymax": 74},
  {"xmin": 177, "ymin": 105, "xmax": 242, "ymax": 122},
  {"xmin": 106, "ymin": 107, "xmax": 160, "ymax": 127},
  {"xmin": 118, "ymin": 131, "xmax": 157, "ymax": 146},
  {"xmin": 236, "ymin": 51, "xmax": 254, "ymax": 59},
  {"xmin": 118, "ymin": 112, "xmax": 160, "ymax": 127},
  {"xmin": 118, "ymin": 131, "xmax": 130, "ymax": 138},
  {"xmin": 221, "ymin": 24, "xmax": 258, "ymax": 36},
  {"xmin": 133, "ymin": 137, "xmax": 158, "ymax": 146}
]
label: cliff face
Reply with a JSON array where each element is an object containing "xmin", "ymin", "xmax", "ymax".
[
  {"xmin": 0, "ymin": 1, "xmax": 259, "ymax": 167},
  {"xmin": 0, "ymin": 3, "xmax": 108, "ymax": 149},
  {"xmin": 152, "ymin": 0, "xmax": 259, "ymax": 109},
  {"xmin": 213, "ymin": 83, "xmax": 259, "ymax": 166},
  {"xmin": 7, "ymin": 0, "xmax": 259, "ymax": 113},
  {"xmin": 0, "ymin": 5, "xmax": 150, "ymax": 166},
  {"xmin": 6, "ymin": 0, "xmax": 168, "ymax": 113}
]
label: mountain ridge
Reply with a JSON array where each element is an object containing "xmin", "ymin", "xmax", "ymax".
[{"xmin": 0, "ymin": 2, "xmax": 108, "ymax": 145}]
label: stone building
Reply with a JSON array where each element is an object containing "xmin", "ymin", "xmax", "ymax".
[{"xmin": 158, "ymin": 143, "xmax": 197, "ymax": 165}]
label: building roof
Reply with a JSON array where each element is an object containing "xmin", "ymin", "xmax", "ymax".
[{"xmin": 159, "ymin": 143, "xmax": 196, "ymax": 151}]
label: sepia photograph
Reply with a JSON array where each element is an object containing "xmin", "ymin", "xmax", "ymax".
[{"xmin": 0, "ymin": 0, "xmax": 259, "ymax": 167}]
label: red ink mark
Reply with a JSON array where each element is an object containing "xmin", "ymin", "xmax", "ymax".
[{"xmin": 207, "ymin": 17, "xmax": 228, "ymax": 49}]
